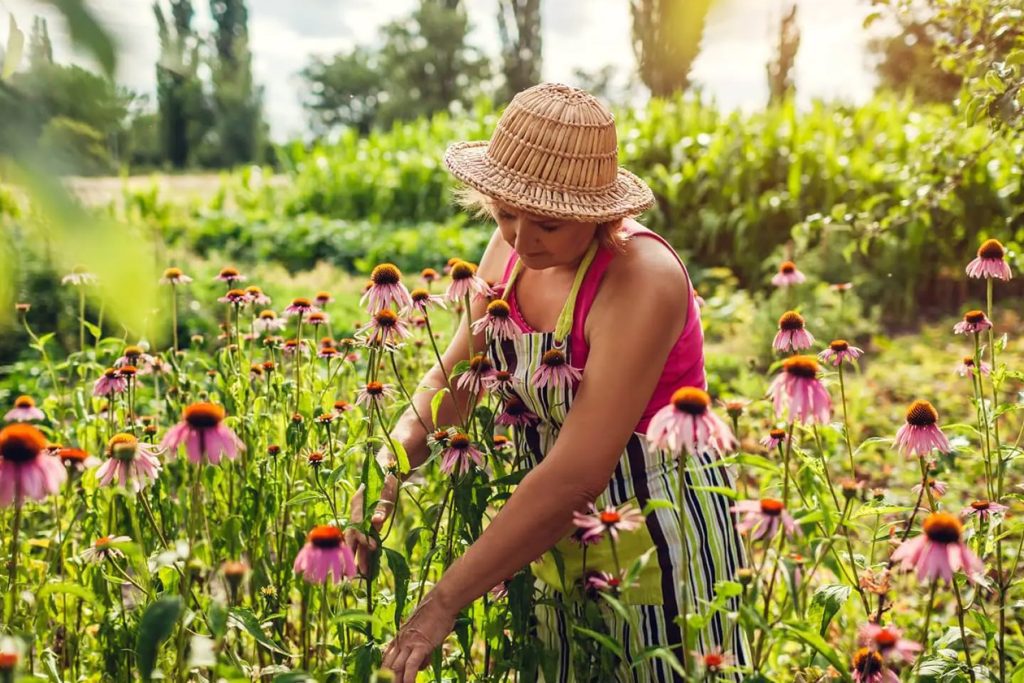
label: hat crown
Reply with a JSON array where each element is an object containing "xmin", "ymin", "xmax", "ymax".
[{"xmin": 485, "ymin": 83, "xmax": 619, "ymax": 193}]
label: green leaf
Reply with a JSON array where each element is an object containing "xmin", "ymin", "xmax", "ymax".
[
  {"xmin": 431, "ymin": 387, "xmax": 449, "ymax": 428},
  {"xmin": 229, "ymin": 608, "xmax": 290, "ymax": 655},
  {"xmin": 39, "ymin": 0, "xmax": 116, "ymax": 76},
  {"xmin": 642, "ymin": 498, "xmax": 676, "ymax": 515},
  {"xmin": 3, "ymin": 14, "xmax": 24, "ymax": 80},
  {"xmin": 571, "ymin": 626, "xmax": 624, "ymax": 658},
  {"xmin": 688, "ymin": 485, "xmax": 738, "ymax": 500},
  {"xmin": 779, "ymin": 623, "xmax": 850, "ymax": 680},
  {"xmin": 384, "ymin": 547, "xmax": 410, "ymax": 628},
  {"xmin": 808, "ymin": 584, "xmax": 851, "ymax": 636},
  {"xmin": 136, "ymin": 596, "xmax": 183, "ymax": 682},
  {"xmin": 390, "ymin": 437, "xmax": 410, "ymax": 474},
  {"xmin": 38, "ymin": 581, "xmax": 97, "ymax": 605}
]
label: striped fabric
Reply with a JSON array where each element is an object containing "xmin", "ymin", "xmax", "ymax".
[{"xmin": 490, "ymin": 330, "xmax": 751, "ymax": 682}]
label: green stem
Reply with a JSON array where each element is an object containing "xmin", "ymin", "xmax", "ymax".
[
  {"xmin": 951, "ymin": 579, "xmax": 976, "ymax": 682},
  {"xmin": 6, "ymin": 498, "xmax": 22, "ymax": 626}
]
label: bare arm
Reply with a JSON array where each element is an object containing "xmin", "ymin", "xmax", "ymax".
[{"xmin": 430, "ymin": 237, "xmax": 690, "ymax": 612}]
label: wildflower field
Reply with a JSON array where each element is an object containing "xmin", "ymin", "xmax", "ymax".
[{"xmin": 0, "ymin": 224, "xmax": 1022, "ymax": 683}]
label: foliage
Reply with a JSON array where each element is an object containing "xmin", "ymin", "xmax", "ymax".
[
  {"xmin": 629, "ymin": 0, "xmax": 714, "ymax": 96},
  {"xmin": 766, "ymin": 3, "xmax": 800, "ymax": 105},
  {"xmin": 496, "ymin": 0, "xmax": 542, "ymax": 101}
]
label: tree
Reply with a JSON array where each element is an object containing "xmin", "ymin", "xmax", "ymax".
[
  {"xmin": 766, "ymin": 3, "xmax": 799, "ymax": 105},
  {"xmin": 868, "ymin": 19, "xmax": 962, "ymax": 103},
  {"xmin": 630, "ymin": 0, "xmax": 714, "ymax": 97},
  {"xmin": 496, "ymin": 0, "xmax": 542, "ymax": 100},
  {"xmin": 154, "ymin": 0, "xmax": 209, "ymax": 168},
  {"xmin": 209, "ymin": 0, "xmax": 264, "ymax": 165},
  {"xmin": 301, "ymin": 48, "xmax": 384, "ymax": 135},
  {"xmin": 27, "ymin": 16, "xmax": 52, "ymax": 69}
]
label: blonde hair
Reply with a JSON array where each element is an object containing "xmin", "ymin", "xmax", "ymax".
[{"xmin": 453, "ymin": 185, "xmax": 630, "ymax": 254}]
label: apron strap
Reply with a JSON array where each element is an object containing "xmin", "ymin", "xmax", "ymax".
[{"xmin": 501, "ymin": 240, "xmax": 600, "ymax": 345}]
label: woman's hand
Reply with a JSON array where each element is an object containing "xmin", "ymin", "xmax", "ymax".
[
  {"xmin": 381, "ymin": 591, "xmax": 457, "ymax": 683},
  {"xmin": 344, "ymin": 472, "xmax": 399, "ymax": 576}
]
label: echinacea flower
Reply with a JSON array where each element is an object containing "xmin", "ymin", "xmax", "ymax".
[
  {"xmin": 445, "ymin": 260, "xmax": 493, "ymax": 302},
  {"xmin": 427, "ymin": 427, "xmax": 456, "ymax": 450},
  {"xmin": 315, "ymin": 291, "xmax": 333, "ymax": 306},
  {"xmin": 818, "ymin": 339, "xmax": 864, "ymax": 367},
  {"xmin": 161, "ymin": 403, "xmax": 243, "ymax": 466},
  {"xmin": 771, "ymin": 260, "xmax": 805, "ymax": 287},
  {"xmin": 911, "ymin": 478, "xmax": 947, "ymax": 499},
  {"xmin": 857, "ymin": 623, "xmax": 922, "ymax": 665},
  {"xmin": 80, "ymin": 535, "xmax": 131, "ymax": 564},
  {"xmin": 718, "ymin": 398, "xmax": 749, "ymax": 421},
  {"xmin": 0, "ymin": 423, "xmax": 66, "ymax": 507},
  {"xmin": 114, "ymin": 345, "xmax": 156, "ymax": 372},
  {"xmin": 293, "ymin": 526, "xmax": 357, "ymax": 584},
  {"xmin": 483, "ymin": 369, "xmax": 516, "ymax": 397},
  {"xmin": 4, "ymin": 395, "xmax": 45, "ymax": 422},
  {"xmin": 495, "ymin": 396, "xmax": 539, "ymax": 427},
  {"xmin": 966, "ymin": 238, "xmax": 1013, "ymax": 280},
  {"xmin": 890, "ymin": 511, "xmax": 984, "ymax": 584},
  {"xmin": 489, "ymin": 579, "xmax": 511, "ymax": 600},
  {"xmin": 583, "ymin": 570, "xmax": 622, "ymax": 596},
  {"xmin": 572, "ymin": 502, "xmax": 645, "ymax": 543},
  {"xmin": 333, "ymin": 400, "xmax": 353, "ymax": 415},
  {"xmin": 760, "ymin": 428, "xmax": 788, "ymax": 450},
  {"xmin": 439, "ymin": 433, "xmax": 486, "ymax": 476},
  {"xmin": 851, "ymin": 647, "xmax": 898, "ymax": 683},
  {"xmin": 254, "ymin": 310, "xmax": 287, "ymax": 333},
  {"xmin": 407, "ymin": 288, "xmax": 446, "ymax": 315},
  {"xmin": 731, "ymin": 498, "xmax": 798, "ymax": 540},
  {"xmin": 766, "ymin": 356, "xmax": 832, "ymax": 424},
  {"xmin": 284, "ymin": 297, "xmax": 318, "ymax": 318},
  {"xmin": 955, "ymin": 356, "xmax": 991, "ymax": 378},
  {"xmin": 307, "ymin": 311, "xmax": 328, "ymax": 327},
  {"xmin": 244, "ymin": 286, "xmax": 272, "ymax": 306},
  {"xmin": 471, "ymin": 299, "xmax": 521, "ymax": 341},
  {"xmin": 894, "ymin": 400, "xmax": 951, "ymax": 458},
  {"xmin": 56, "ymin": 447, "xmax": 100, "ymax": 474},
  {"xmin": 160, "ymin": 267, "xmax": 192, "ymax": 285},
  {"xmin": 773, "ymin": 311, "xmax": 815, "ymax": 352},
  {"xmin": 96, "ymin": 433, "xmax": 163, "ymax": 492},
  {"xmin": 62, "ymin": 267, "xmax": 97, "ymax": 286},
  {"xmin": 953, "ymin": 310, "xmax": 992, "ymax": 335},
  {"xmin": 215, "ymin": 266, "xmax": 245, "ymax": 283},
  {"xmin": 357, "ymin": 309, "xmax": 410, "ymax": 348},
  {"xmin": 531, "ymin": 348, "xmax": 581, "ymax": 391},
  {"xmin": 93, "ymin": 368, "xmax": 128, "ymax": 397},
  {"xmin": 219, "ymin": 289, "xmax": 250, "ymax": 305},
  {"xmin": 961, "ymin": 499, "xmax": 1009, "ymax": 522},
  {"xmin": 317, "ymin": 345, "xmax": 339, "ymax": 359},
  {"xmin": 691, "ymin": 647, "xmax": 735, "ymax": 677},
  {"xmin": 645, "ymin": 387, "xmax": 736, "ymax": 455},
  {"xmin": 421, "ymin": 267, "xmax": 440, "ymax": 283},
  {"xmin": 361, "ymin": 263, "xmax": 413, "ymax": 314},
  {"xmin": 456, "ymin": 354, "xmax": 497, "ymax": 394},
  {"xmin": 356, "ymin": 381, "xmax": 396, "ymax": 410}
]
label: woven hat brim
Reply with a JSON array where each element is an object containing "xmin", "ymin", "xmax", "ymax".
[{"xmin": 443, "ymin": 141, "xmax": 656, "ymax": 223}]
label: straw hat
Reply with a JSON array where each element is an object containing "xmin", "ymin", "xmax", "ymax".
[{"xmin": 443, "ymin": 82, "xmax": 655, "ymax": 223}]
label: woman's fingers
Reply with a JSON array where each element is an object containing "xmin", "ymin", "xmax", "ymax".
[
  {"xmin": 402, "ymin": 646, "xmax": 430, "ymax": 683},
  {"xmin": 372, "ymin": 473, "xmax": 399, "ymax": 530}
]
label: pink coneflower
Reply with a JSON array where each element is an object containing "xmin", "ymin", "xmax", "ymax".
[
  {"xmin": 492, "ymin": 434, "xmax": 512, "ymax": 452},
  {"xmin": 858, "ymin": 624, "xmax": 922, "ymax": 665},
  {"xmin": 961, "ymin": 499, "xmax": 1009, "ymax": 522},
  {"xmin": 61, "ymin": 267, "xmax": 97, "ymax": 286},
  {"xmin": 953, "ymin": 310, "xmax": 993, "ymax": 335},
  {"xmin": 160, "ymin": 267, "xmax": 192, "ymax": 285},
  {"xmin": 356, "ymin": 381, "xmax": 396, "ymax": 411},
  {"xmin": 96, "ymin": 433, "xmax": 162, "ymax": 492},
  {"xmin": 495, "ymin": 396, "xmax": 539, "ymax": 427},
  {"xmin": 219, "ymin": 288, "xmax": 250, "ymax": 305},
  {"xmin": 966, "ymin": 238, "xmax": 1013, "ymax": 280},
  {"xmin": 483, "ymin": 369, "xmax": 516, "ymax": 397},
  {"xmin": 955, "ymin": 355, "xmax": 991, "ymax": 378},
  {"xmin": 280, "ymin": 339, "xmax": 309, "ymax": 357},
  {"xmin": 293, "ymin": 526, "xmax": 357, "ymax": 584},
  {"xmin": 254, "ymin": 310, "xmax": 287, "ymax": 333},
  {"xmin": 773, "ymin": 311, "xmax": 815, "ymax": 352},
  {"xmin": 894, "ymin": 400, "xmax": 951, "ymax": 458},
  {"xmin": 4, "ymin": 395, "xmax": 45, "ymax": 422},
  {"xmin": 215, "ymin": 266, "xmax": 245, "ymax": 283},
  {"xmin": 583, "ymin": 570, "xmax": 622, "ymax": 596},
  {"xmin": 830, "ymin": 282, "xmax": 854, "ymax": 293},
  {"xmin": 307, "ymin": 311, "xmax": 328, "ymax": 328},
  {"xmin": 361, "ymin": 263, "xmax": 413, "ymax": 314},
  {"xmin": 851, "ymin": 648, "xmax": 898, "ymax": 683},
  {"xmin": 645, "ymin": 387, "xmax": 736, "ymax": 455},
  {"xmin": 439, "ymin": 433, "xmax": 486, "ymax": 476},
  {"xmin": 766, "ymin": 356, "xmax": 832, "ymax": 424},
  {"xmin": 717, "ymin": 398, "xmax": 749, "ymax": 421},
  {"xmin": 572, "ymin": 502, "xmax": 645, "ymax": 543},
  {"xmin": 818, "ymin": 339, "xmax": 864, "ymax": 367},
  {"xmin": 771, "ymin": 260, "xmax": 805, "ymax": 287},
  {"xmin": 161, "ymin": 403, "xmax": 243, "ymax": 466},
  {"xmin": 911, "ymin": 478, "xmax": 948, "ymax": 499},
  {"xmin": 407, "ymin": 288, "xmax": 446, "ymax": 315},
  {"xmin": 760, "ymin": 428, "xmax": 789, "ymax": 450},
  {"xmin": 333, "ymin": 400, "xmax": 353, "ymax": 415},
  {"xmin": 315, "ymin": 290, "xmax": 333, "ymax": 306},
  {"xmin": 244, "ymin": 286, "xmax": 271, "ymax": 306},
  {"xmin": 357, "ymin": 309, "xmax": 410, "ymax": 348},
  {"xmin": 531, "ymin": 349, "xmax": 581, "ymax": 391},
  {"xmin": 114, "ymin": 344, "xmax": 156, "ymax": 371},
  {"xmin": 456, "ymin": 354, "xmax": 497, "ymax": 394},
  {"xmin": 731, "ymin": 498, "xmax": 798, "ymax": 540},
  {"xmin": 890, "ymin": 512, "xmax": 984, "ymax": 584},
  {"xmin": 317, "ymin": 345, "xmax": 339, "ymax": 359},
  {"xmin": 692, "ymin": 647, "xmax": 735, "ymax": 677},
  {"xmin": 93, "ymin": 368, "xmax": 128, "ymax": 396},
  {"xmin": 445, "ymin": 260, "xmax": 493, "ymax": 302},
  {"xmin": 284, "ymin": 297, "xmax": 318, "ymax": 318},
  {"xmin": 80, "ymin": 535, "xmax": 131, "ymax": 564},
  {"xmin": 471, "ymin": 299, "xmax": 521, "ymax": 341},
  {"xmin": 56, "ymin": 447, "xmax": 100, "ymax": 474},
  {"xmin": 489, "ymin": 579, "xmax": 511, "ymax": 600},
  {"xmin": 0, "ymin": 423, "xmax": 66, "ymax": 507},
  {"xmin": 427, "ymin": 428, "xmax": 456, "ymax": 450},
  {"xmin": 422, "ymin": 267, "xmax": 440, "ymax": 284}
]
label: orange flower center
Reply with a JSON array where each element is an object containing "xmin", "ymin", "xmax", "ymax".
[
  {"xmin": 964, "ymin": 310, "xmax": 987, "ymax": 324},
  {"xmin": 704, "ymin": 653, "xmax": 724, "ymax": 668},
  {"xmin": 119, "ymin": 366, "xmax": 138, "ymax": 377},
  {"xmin": 469, "ymin": 354, "xmax": 493, "ymax": 372},
  {"xmin": 108, "ymin": 433, "xmax": 139, "ymax": 460},
  {"xmin": 451, "ymin": 261, "xmax": 475, "ymax": 280},
  {"xmin": 923, "ymin": 512, "xmax": 963, "ymax": 544},
  {"xmin": 225, "ymin": 289, "xmax": 246, "ymax": 300},
  {"xmin": 978, "ymin": 238, "xmax": 1005, "ymax": 260},
  {"xmin": 316, "ymin": 291, "xmax": 332, "ymax": 302},
  {"xmin": 163, "ymin": 267, "xmax": 183, "ymax": 279},
  {"xmin": 769, "ymin": 428, "xmax": 786, "ymax": 439},
  {"xmin": 493, "ymin": 435, "xmax": 509, "ymax": 446},
  {"xmin": 759, "ymin": 498, "xmax": 784, "ymax": 516},
  {"xmin": 829, "ymin": 339, "xmax": 849, "ymax": 352},
  {"xmin": 852, "ymin": 648, "xmax": 883, "ymax": 675},
  {"xmin": 219, "ymin": 267, "xmax": 239, "ymax": 278},
  {"xmin": 505, "ymin": 397, "xmax": 529, "ymax": 415},
  {"xmin": 782, "ymin": 355, "xmax": 819, "ymax": 378},
  {"xmin": 411, "ymin": 288, "xmax": 430, "ymax": 302},
  {"xmin": 94, "ymin": 536, "xmax": 113, "ymax": 549},
  {"xmin": 366, "ymin": 381, "xmax": 384, "ymax": 395},
  {"xmin": 14, "ymin": 395, "xmax": 34, "ymax": 408},
  {"xmin": 670, "ymin": 387, "xmax": 711, "ymax": 415},
  {"xmin": 778, "ymin": 311, "xmax": 805, "ymax": 331},
  {"xmin": 422, "ymin": 268, "xmax": 439, "ymax": 280},
  {"xmin": 184, "ymin": 403, "xmax": 225, "ymax": 429},
  {"xmin": 223, "ymin": 561, "xmax": 248, "ymax": 577},
  {"xmin": 450, "ymin": 434, "xmax": 471, "ymax": 450},
  {"xmin": 0, "ymin": 424, "xmax": 47, "ymax": 463},
  {"xmin": 334, "ymin": 400, "xmax": 350, "ymax": 411},
  {"xmin": 487, "ymin": 300, "xmax": 511, "ymax": 318},
  {"xmin": 308, "ymin": 525, "xmax": 344, "ymax": 548},
  {"xmin": 308, "ymin": 312, "xmax": 326, "ymax": 324},
  {"xmin": 124, "ymin": 345, "xmax": 143, "ymax": 358},
  {"xmin": 59, "ymin": 447, "xmax": 89, "ymax": 463},
  {"xmin": 371, "ymin": 263, "xmax": 402, "ymax": 285},
  {"xmin": 0, "ymin": 652, "xmax": 18, "ymax": 667},
  {"xmin": 541, "ymin": 349, "xmax": 566, "ymax": 367},
  {"xmin": 779, "ymin": 261, "xmax": 796, "ymax": 274},
  {"xmin": 375, "ymin": 309, "xmax": 399, "ymax": 327},
  {"xmin": 874, "ymin": 628, "xmax": 899, "ymax": 649},
  {"xmin": 245, "ymin": 286, "xmax": 262, "ymax": 296},
  {"xmin": 291, "ymin": 297, "xmax": 312, "ymax": 309},
  {"xmin": 962, "ymin": 356, "xmax": 975, "ymax": 366},
  {"xmin": 971, "ymin": 500, "xmax": 991, "ymax": 511},
  {"xmin": 308, "ymin": 452, "xmax": 324, "ymax": 464},
  {"xmin": 103, "ymin": 368, "xmax": 118, "ymax": 378},
  {"xmin": 905, "ymin": 399, "xmax": 938, "ymax": 427},
  {"xmin": 599, "ymin": 510, "xmax": 621, "ymax": 525},
  {"xmin": 259, "ymin": 310, "xmax": 277, "ymax": 320}
]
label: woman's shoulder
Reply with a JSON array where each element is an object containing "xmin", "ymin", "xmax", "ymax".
[{"xmin": 605, "ymin": 221, "xmax": 689, "ymax": 293}]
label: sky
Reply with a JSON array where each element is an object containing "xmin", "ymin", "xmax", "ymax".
[{"xmin": 3, "ymin": 0, "xmax": 882, "ymax": 141}]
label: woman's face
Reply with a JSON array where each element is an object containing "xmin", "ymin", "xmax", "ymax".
[{"xmin": 491, "ymin": 199, "xmax": 598, "ymax": 270}]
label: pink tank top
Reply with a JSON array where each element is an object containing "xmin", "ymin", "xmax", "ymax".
[{"xmin": 501, "ymin": 218, "xmax": 707, "ymax": 433}]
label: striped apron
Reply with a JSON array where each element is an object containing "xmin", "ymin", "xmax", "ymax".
[{"xmin": 489, "ymin": 240, "xmax": 750, "ymax": 682}]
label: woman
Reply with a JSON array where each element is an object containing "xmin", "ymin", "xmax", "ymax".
[{"xmin": 365, "ymin": 83, "xmax": 748, "ymax": 682}]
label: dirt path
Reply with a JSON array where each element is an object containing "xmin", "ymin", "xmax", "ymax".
[{"xmin": 64, "ymin": 173, "xmax": 289, "ymax": 206}]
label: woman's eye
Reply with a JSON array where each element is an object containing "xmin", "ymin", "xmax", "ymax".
[
  {"xmin": 498, "ymin": 211, "xmax": 515, "ymax": 220},
  {"xmin": 539, "ymin": 224, "xmax": 560, "ymax": 232}
]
